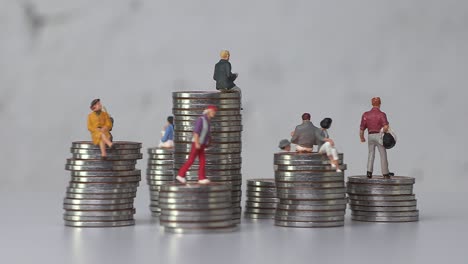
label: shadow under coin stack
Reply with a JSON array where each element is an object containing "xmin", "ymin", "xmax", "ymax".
[
  {"xmin": 244, "ymin": 179, "xmax": 278, "ymax": 219},
  {"xmin": 172, "ymin": 91, "xmax": 242, "ymax": 223},
  {"xmin": 146, "ymin": 147, "xmax": 174, "ymax": 216},
  {"xmin": 347, "ymin": 176, "xmax": 419, "ymax": 222},
  {"xmin": 63, "ymin": 141, "xmax": 142, "ymax": 227},
  {"xmin": 159, "ymin": 183, "xmax": 237, "ymax": 233},
  {"xmin": 274, "ymin": 152, "xmax": 347, "ymax": 228}
]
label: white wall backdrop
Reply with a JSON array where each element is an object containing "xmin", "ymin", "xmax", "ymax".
[{"xmin": 1, "ymin": 0, "xmax": 467, "ymax": 192}]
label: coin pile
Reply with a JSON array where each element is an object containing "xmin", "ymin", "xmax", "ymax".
[
  {"xmin": 274, "ymin": 152, "xmax": 347, "ymax": 228},
  {"xmin": 63, "ymin": 141, "xmax": 142, "ymax": 227},
  {"xmin": 146, "ymin": 147, "xmax": 174, "ymax": 216},
  {"xmin": 347, "ymin": 176, "xmax": 419, "ymax": 222},
  {"xmin": 159, "ymin": 183, "xmax": 237, "ymax": 233},
  {"xmin": 244, "ymin": 179, "xmax": 278, "ymax": 219},
  {"xmin": 172, "ymin": 91, "xmax": 242, "ymax": 223}
]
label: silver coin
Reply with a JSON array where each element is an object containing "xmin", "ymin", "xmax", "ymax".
[
  {"xmin": 63, "ymin": 198, "xmax": 134, "ymax": 205},
  {"xmin": 276, "ymin": 182, "xmax": 344, "ymax": 188},
  {"xmin": 173, "ymin": 104, "xmax": 241, "ymax": 110},
  {"xmin": 159, "ymin": 213, "xmax": 233, "ymax": 222},
  {"xmin": 276, "ymin": 165, "xmax": 347, "ymax": 171},
  {"xmin": 161, "ymin": 208, "xmax": 233, "ymax": 216},
  {"xmin": 147, "ymin": 180, "xmax": 175, "ymax": 186},
  {"xmin": 231, "ymin": 196, "xmax": 241, "ymax": 202},
  {"xmin": 67, "ymin": 159, "xmax": 136, "ymax": 166},
  {"xmin": 173, "ymin": 163, "xmax": 241, "ymax": 170},
  {"xmin": 71, "ymin": 141, "xmax": 141, "ymax": 149},
  {"xmin": 173, "ymin": 110, "xmax": 241, "ymax": 117},
  {"xmin": 274, "ymin": 152, "xmax": 343, "ymax": 160},
  {"xmin": 147, "ymin": 154, "xmax": 173, "ymax": 160},
  {"xmin": 187, "ymin": 175, "xmax": 243, "ymax": 181},
  {"xmin": 175, "ymin": 126, "xmax": 242, "ymax": 132},
  {"xmin": 174, "ymin": 147, "xmax": 241, "ymax": 154},
  {"xmin": 173, "ymin": 91, "xmax": 241, "ymax": 99},
  {"xmin": 66, "ymin": 187, "xmax": 138, "ymax": 194},
  {"xmin": 63, "ymin": 209, "xmax": 135, "ymax": 217},
  {"xmin": 65, "ymin": 192, "xmax": 137, "ymax": 199},
  {"xmin": 346, "ymin": 183, "xmax": 414, "ymax": 190},
  {"xmin": 232, "ymin": 207, "xmax": 242, "ymax": 213},
  {"xmin": 277, "ymin": 204, "xmax": 346, "ymax": 211},
  {"xmin": 176, "ymin": 115, "xmax": 242, "ymax": 121},
  {"xmin": 277, "ymin": 193, "xmax": 346, "ymax": 199},
  {"xmin": 274, "ymin": 158, "xmax": 344, "ymax": 166},
  {"xmin": 68, "ymin": 182, "xmax": 139, "ymax": 189},
  {"xmin": 174, "ymin": 143, "xmax": 243, "ymax": 150},
  {"xmin": 246, "ymin": 197, "xmax": 280, "ymax": 203},
  {"xmin": 63, "ymin": 203, "xmax": 134, "ymax": 210},
  {"xmin": 160, "ymin": 183, "xmax": 233, "ymax": 192},
  {"xmin": 351, "ymin": 215, "xmax": 419, "ymax": 222},
  {"xmin": 347, "ymin": 188, "xmax": 413, "ymax": 195},
  {"xmin": 71, "ymin": 176, "xmax": 141, "ymax": 183},
  {"xmin": 160, "ymin": 220, "xmax": 234, "ymax": 228},
  {"xmin": 159, "ymin": 196, "xmax": 232, "ymax": 204},
  {"xmin": 147, "ymin": 148, "xmax": 174, "ymax": 154},
  {"xmin": 146, "ymin": 170, "xmax": 174, "ymax": 175},
  {"xmin": 63, "ymin": 215, "xmax": 134, "ymax": 221},
  {"xmin": 163, "ymin": 225, "xmax": 238, "ymax": 234},
  {"xmin": 347, "ymin": 194, "xmax": 416, "ymax": 201},
  {"xmin": 66, "ymin": 165, "xmax": 136, "ymax": 171},
  {"xmin": 149, "ymin": 200, "xmax": 160, "ymax": 206},
  {"xmin": 349, "ymin": 205, "xmax": 417, "ymax": 212},
  {"xmin": 244, "ymin": 213, "xmax": 275, "ymax": 219},
  {"xmin": 276, "ymin": 187, "xmax": 346, "ymax": 194},
  {"xmin": 147, "ymin": 159, "xmax": 174, "ymax": 165},
  {"xmin": 175, "ymin": 138, "xmax": 241, "ymax": 144},
  {"xmin": 246, "ymin": 187, "xmax": 277, "ymax": 193},
  {"xmin": 174, "ymin": 120, "xmax": 242, "ymax": 127},
  {"xmin": 247, "ymin": 179, "xmax": 276, "ymax": 187},
  {"xmin": 347, "ymin": 175, "xmax": 415, "ymax": 185},
  {"xmin": 279, "ymin": 199, "xmax": 347, "ymax": 205},
  {"xmin": 274, "ymin": 220, "xmax": 344, "ymax": 228},
  {"xmin": 173, "ymin": 98, "xmax": 241, "ymax": 104},
  {"xmin": 351, "ymin": 210, "xmax": 419, "ymax": 217},
  {"xmin": 276, "ymin": 170, "xmax": 343, "ymax": 177},
  {"xmin": 246, "ymin": 191, "xmax": 278, "ymax": 198},
  {"xmin": 147, "ymin": 176, "xmax": 174, "ymax": 181},
  {"xmin": 71, "ymin": 148, "xmax": 142, "ymax": 155},
  {"xmin": 179, "ymin": 170, "xmax": 241, "ymax": 176},
  {"xmin": 64, "ymin": 220, "xmax": 135, "ymax": 227},
  {"xmin": 244, "ymin": 208, "xmax": 276, "ymax": 214},
  {"xmin": 71, "ymin": 154, "xmax": 143, "ymax": 160},
  {"xmin": 349, "ymin": 200, "xmax": 417, "ymax": 207},
  {"xmin": 158, "ymin": 191, "xmax": 233, "ymax": 198},
  {"xmin": 274, "ymin": 215, "xmax": 345, "ymax": 222},
  {"xmin": 70, "ymin": 170, "xmax": 141, "ymax": 177}
]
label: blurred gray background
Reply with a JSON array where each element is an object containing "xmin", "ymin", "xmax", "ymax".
[{"xmin": 0, "ymin": 0, "xmax": 467, "ymax": 263}]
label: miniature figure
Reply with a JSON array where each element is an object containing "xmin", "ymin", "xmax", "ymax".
[
  {"xmin": 213, "ymin": 50, "xmax": 240, "ymax": 94},
  {"xmin": 318, "ymin": 118, "xmax": 341, "ymax": 172},
  {"xmin": 290, "ymin": 113, "xmax": 335, "ymax": 153},
  {"xmin": 360, "ymin": 97, "xmax": 394, "ymax": 178},
  {"xmin": 278, "ymin": 139, "xmax": 291, "ymax": 152},
  {"xmin": 176, "ymin": 105, "xmax": 218, "ymax": 184},
  {"xmin": 158, "ymin": 116, "xmax": 174, "ymax": 148},
  {"xmin": 87, "ymin": 99, "xmax": 113, "ymax": 158}
]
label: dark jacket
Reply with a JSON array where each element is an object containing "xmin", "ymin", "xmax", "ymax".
[
  {"xmin": 213, "ymin": 59, "xmax": 237, "ymax": 89},
  {"xmin": 290, "ymin": 121, "xmax": 326, "ymax": 148}
]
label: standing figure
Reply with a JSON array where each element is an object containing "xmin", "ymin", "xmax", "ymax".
[
  {"xmin": 278, "ymin": 139, "xmax": 291, "ymax": 152},
  {"xmin": 290, "ymin": 113, "xmax": 335, "ymax": 153},
  {"xmin": 87, "ymin": 99, "xmax": 113, "ymax": 159},
  {"xmin": 318, "ymin": 118, "xmax": 341, "ymax": 172},
  {"xmin": 213, "ymin": 50, "xmax": 240, "ymax": 94},
  {"xmin": 360, "ymin": 97, "xmax": 394, "ymax": 179},
  {"xmin": 176, "ymin": 105, "xmax": 218, "ymax": 184},
  {"xmin": 158, "ymin": 116, "xmax": 174, "ymax": 148}
]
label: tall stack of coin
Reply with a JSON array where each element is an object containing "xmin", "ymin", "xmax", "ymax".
[
  {"xmin": 347, "ymin": 176, "xmax": 419, "ymax": 222},
  {"xmin": 244, "ymin": 179, "xmax": 278, "ymax": 219},
  {"xmin": 172, "ymin": 91, "xmax": 242, "ymax": 223},
  {"xmin": 146, "ymin": 147, "xmax": 174, "ymax": 216},
  {"xmin": 274, "ymin": 152, "xmax": 347, "ymax": 228},
  {"xmin": 63, "ymin": 141, "xmax": 142, "ymax": 227},
  {"xmin": 159, "ymin": 183, "xmax": 237, "ymax": 233}
]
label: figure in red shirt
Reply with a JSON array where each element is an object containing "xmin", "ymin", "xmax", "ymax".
[{"xmin": 360, "ymin": 97, "xmax": 394, "ymax": 179}]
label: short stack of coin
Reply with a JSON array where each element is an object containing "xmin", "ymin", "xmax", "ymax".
[
  {"xmin": 274, "ymin": 152, "xmax": 347, "ymax": 228},
  {"xmin": 146, "ymin": 147, "xmax": 174, "ymax": 216},
  {"xmin": 159, "ymin": 183, "xmax": 237, "ymax": 233},
  {"xmin": 244, "ymin": 179, "xmax": 278, "ymax": 219},
  {"xmin": 63, "ymin": 141, "xmax": 142, "ymax": 227},
  {"xmin": 172, "ymin": 91, "xmax": 242, "ymax": 223},
  {"xmin": 347, "ymin": 176, "xmax": 419, "ymax": 222}
]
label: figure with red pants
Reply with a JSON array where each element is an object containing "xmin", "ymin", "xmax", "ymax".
[{"xmin": 176, "ymin": 105, "xmax": 218, "ymax": 184}]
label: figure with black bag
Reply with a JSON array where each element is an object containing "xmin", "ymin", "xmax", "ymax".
[{"xmin": 359, "ymin": 97, "xmax": 396, "ymax": 179}]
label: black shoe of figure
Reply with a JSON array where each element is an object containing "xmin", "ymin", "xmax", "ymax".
[
  {"xmin": 367, "ymin": 171, "xmax": 372, "ymax": 178},
  {"xmin": 383, "ymin": 172, "xmax": 395, "ymax": 179}
]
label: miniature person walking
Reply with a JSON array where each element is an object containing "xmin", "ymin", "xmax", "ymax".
[
  {"xmin": 176, "ymin": 105, "xmax": 218, "ymax": 184},
  {"xmin": 360, "ymin": 97, "xmax": 394, "ymax": 178},
  {"xmin": 213, "ymin": 50, "xmax": 240, "ymax": 93},
  {"xmin": 87, "ymin": 99, "xmax": 113, "ymax": 159},
  {"xmin": 158, "ymin": 116, "xmax": 174, "ymax": 148}
]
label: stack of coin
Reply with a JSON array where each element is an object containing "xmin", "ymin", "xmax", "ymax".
[
  {"xmin": 172, "ymin": 91, "xmax": 242, "ymax": 223},
  {"xmin": 274, "ymin": 152, "xmax": 347, "ymax": 228},
  {"xmin": 63, "ymin": 141, "xmax": 142, "ymax": 227},
  {"xmin": 146, "ymin": 147, "xmax": 174, "ymax": 216},
  {"xmin": 159, "ymin": 183, "xmax": 237, "ymax": 233},
  {"xmin": 347, "ymin": 176, "xmax": 419, "ymax": 222},
  {"xmin": 244, "ymin": 179, "xmax": 278, "ymax": 219}
]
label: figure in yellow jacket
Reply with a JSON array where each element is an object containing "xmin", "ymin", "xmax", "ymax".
[{"xmin": 87, "ymin": 99, "xmax": 113, "ymax": 158}]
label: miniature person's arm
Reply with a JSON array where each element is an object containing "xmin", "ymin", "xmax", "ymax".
[
  {"xmin": 87, "ymin": 114, "xmax": 98, "ymax": 133},
  {"xmin": 317, "ymin": 130, "xmax": 334, "ymax": 147},
  {"xmin": 193, "ymin": 118, "xmax": 203, "ymax": 149},
  {"xmin": 359, "ymin": 113, "xmax": 367, "ymax": 142},
  {"xmin": 161, "ymin": 125, "xmax": 171, "ymax": 142},
  {"xmin": 225, "ymin": 62, "xmax": 237, "ymax": 81},
  {"xmin": 381, "ymin": 113, "xmax": 389, "ymax": 133},
  {"xmin": 290, "ymin": 127, "xmax": 299, "ymax": 144}
]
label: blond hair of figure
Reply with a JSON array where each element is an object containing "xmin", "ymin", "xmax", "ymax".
[{"xmin": 220, "ymin": 50, "xmax": 230, "ymax": 59}]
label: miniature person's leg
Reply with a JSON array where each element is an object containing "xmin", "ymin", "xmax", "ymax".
[
  {"xmin": 99, "ymin": 140, "xmax": 107, "ymax": 157},
  {"xmin": 198, "ymin": 145, "xmax": 207, "ymax": 180},
  {"xmin": 296, "ymin": 145, "xmax": 313, "ymax": 153},
  {"xmin": 377, "ymin": 143, "xmax": 390, "ymax": 175},
  {"xmin": 319, "ymin": 143, "xmax": 340, "ymax": 170},
  {"xmin": 177, "ymin": 143, "xmax": 199, "ymax": 178},
  {"xmin": 101, "ymin": 133, "xmax": 113, "ymax": 148},
  {"xmin": 159, "ymin": 140, "xmax": 174, "ymax": 148},
  {"xmin": 367, "ymin": 135, "xmax": 377, "ymax": 174}
]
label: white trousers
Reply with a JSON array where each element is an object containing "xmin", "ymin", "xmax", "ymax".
[
  {"xmin": 158, "ymin": 140, "xmax": 174, "ymax": 148},
  {"xmin": 296, "ymin": 145, "xmax": 313, "ymax": 152},
  {"xmin": 318, "ymin": 142, "xmax": 339, "ymax": 160}
]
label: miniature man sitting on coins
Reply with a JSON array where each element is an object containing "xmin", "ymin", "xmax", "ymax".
[
  {"xmin": 214, "ymin": 50, "xmax": 240, "ymax": 94},
  {"xmin": 87, "ymin": 99, "xmax": 113, "ymax": 159},
  {"xmin": 176, "ymin": 105, "xmax": 218, "ymax": 185}
]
